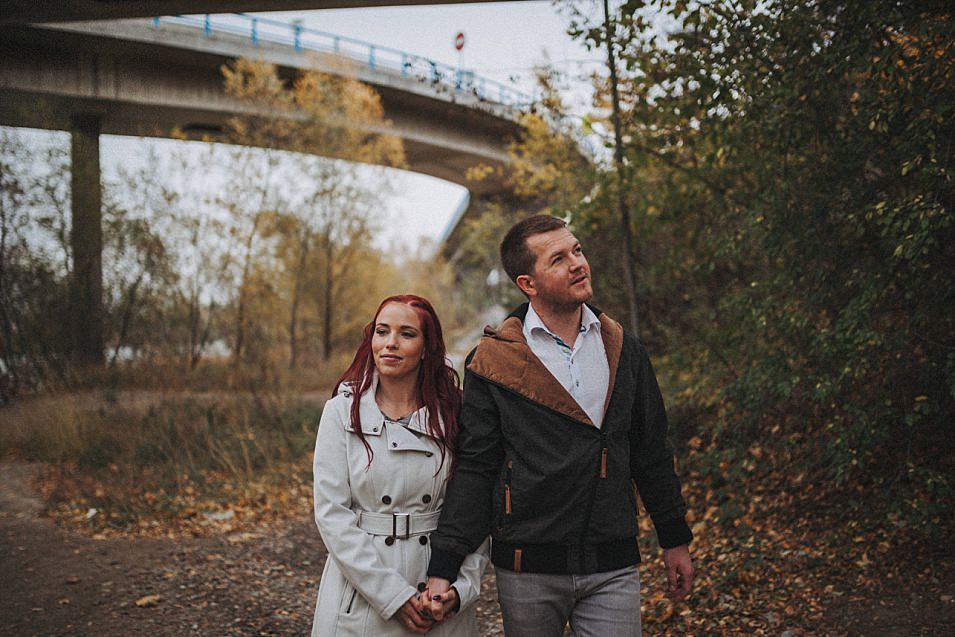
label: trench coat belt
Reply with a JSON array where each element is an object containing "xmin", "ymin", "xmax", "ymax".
[{"xmin": 356, "ymin": 510, "xmax": 442, "ymax": 538}]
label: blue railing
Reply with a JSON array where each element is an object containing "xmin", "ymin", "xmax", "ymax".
[{"xmin": 151, "ymin": 13, "xmax": 534, "ymax": 109}]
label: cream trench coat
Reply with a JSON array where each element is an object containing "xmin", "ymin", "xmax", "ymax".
[{"xmin": 311, "ymin": 377, "xmax": 489, "ymax": 637}]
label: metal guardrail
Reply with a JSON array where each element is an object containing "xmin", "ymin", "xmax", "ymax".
[{"xmin": 151, "ymin": 13, "xmax": 535, "ymax": 109}]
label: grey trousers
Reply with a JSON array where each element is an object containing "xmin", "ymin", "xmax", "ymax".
[{"xmin": 494, "ymin": 565, "xmax": 642, "ymax": 637}]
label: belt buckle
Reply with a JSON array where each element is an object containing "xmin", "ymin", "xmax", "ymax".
[{"xmin": 392, "ymin": 512, "xmax": 411, "ymax": 539}]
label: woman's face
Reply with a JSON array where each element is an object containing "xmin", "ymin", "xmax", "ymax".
[{"xmin": 372, "ymin": 302, "xmax": 425, "ymax": 381}]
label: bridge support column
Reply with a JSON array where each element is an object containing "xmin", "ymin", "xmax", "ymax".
[{"xmin": 69, "ymin": 114, "xmax": 104, "ymax": 366}]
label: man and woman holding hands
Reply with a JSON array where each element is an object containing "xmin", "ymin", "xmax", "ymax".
[{"xmin": 311, "ymin": 215, "xmax": 694, "ymax": 636}]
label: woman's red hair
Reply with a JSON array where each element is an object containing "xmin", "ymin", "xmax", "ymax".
[{"xmin": 332, "ymin": 294, "xmax": 461, "ymax": 472}]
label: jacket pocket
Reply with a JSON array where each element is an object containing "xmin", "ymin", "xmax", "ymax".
[{"xmin": 341, "ymin": 584, "xmax": 358, "ymax": 615}]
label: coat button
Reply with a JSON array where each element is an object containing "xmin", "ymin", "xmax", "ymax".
[
  {"xmin": 417, "ymin": 582, "xmax": 427, "ymax": 592},
  {"xmin": 382, "ymin": 495, "xmax": 392, "ymax": 505},
  {"xmin": 422, "ymin": 494, "xmax": 432, "ymax": 504},
  {"xmin": 392, "ymin": 442, "xmax": 398, "ymax": 448},
  {"xmin": 425, "ymin": 452, "xmax": 433, "ymax": 457},
  {"xmin": 385, "ymin": 536, "xmax": 395, "ymax": 546},
  {"xmin": 419, "ymin": 535, "xmax": 428, "ymax": 545},
  {"xmin": 372, "ymin": 426, "xmax": 379, "ymax": 432}
]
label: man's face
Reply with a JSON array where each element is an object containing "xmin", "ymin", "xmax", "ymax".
[{"xmin": 520, "ymin": 227, "xmax": 593, "ymax": 309}]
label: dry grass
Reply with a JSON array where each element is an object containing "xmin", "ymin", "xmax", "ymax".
[{"xmin": 0, "ymin": 371, "xmax": 326, "ymax": 536}]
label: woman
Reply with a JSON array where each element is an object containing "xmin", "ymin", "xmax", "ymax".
[{"xmin": 311, "ymin": 295, "xmax": 489, "ymax": 636}]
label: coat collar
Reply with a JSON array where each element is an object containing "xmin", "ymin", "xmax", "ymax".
[
  {"xmin": 467, "ymin": 302, "xmax": 623, "ymax": 426},
  {"xmin": 337, "ymin": 371, "xmax": 437, "ymax": 440}
]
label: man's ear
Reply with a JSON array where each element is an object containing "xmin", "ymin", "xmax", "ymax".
[{"xmin": 515, "ymin": 274, "xmax": 535, "ymax": 298}]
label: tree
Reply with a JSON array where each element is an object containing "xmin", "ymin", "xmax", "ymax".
[
  {"xmin": 568, "ymin": 0, "xmax": 954, "ymax": 496},
  {"xmin": 0, "ymin": 130, "xmax": 72, "ymax": 394},
  {"xmin": 220, "ymin": 58, "xmax": 405, "ymax": 369}
]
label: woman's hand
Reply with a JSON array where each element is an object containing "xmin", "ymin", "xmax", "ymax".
[
  {"xmin": 395, "ymin": 594, "xmax": 434, "ymax": 634},
  {"xmin": 423, "ymin": 585, "xmax": 460, "ymax": 623}
]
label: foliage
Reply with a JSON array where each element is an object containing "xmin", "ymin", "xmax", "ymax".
[
  {"xmin": 505, "ymin": 69, "xmax": 595, "ymax": 215},
  {"xmin": 560, "ymin": 0, "xmax": 955, "ymax": 517},
  {"xmin": 218, "ymin": 58, "xmax": 407, "ymax": 370},
  {"xmin": 449, "ymin": 70, "xmax": 597, "ymax": 317}
]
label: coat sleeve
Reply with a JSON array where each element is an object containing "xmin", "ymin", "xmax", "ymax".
[
  {"xmin": 428, "ymin": 365, "xmax": 504, "ymax": 582},
  {"xmin": 313, "ymin": 397, "xmax": 418, "ymax": 620},
  {"xmin": 449, "ymin": 537, "xmax": 490, "ymax": 610},
  {"xmin": 628, "ymin": 340, "xmax": 694, "ymax": 549}
]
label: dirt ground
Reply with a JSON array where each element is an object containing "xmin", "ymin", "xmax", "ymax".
[
  {"xmin": 2, "ymin": 459, "xmax": 952, "ymax": 636},
  {"xmin": 0, "ymin": 460, "xmax": 501, "ymax": 637}
]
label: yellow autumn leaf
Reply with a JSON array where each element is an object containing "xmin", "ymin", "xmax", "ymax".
[{"xmin": 135, "ymin": 594, "xmax": 161, "ymax": 608}]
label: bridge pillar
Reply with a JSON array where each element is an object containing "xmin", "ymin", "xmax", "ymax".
[{"xmin": 69, "ymin": 114, "xmax": 104, "ymax": 366}]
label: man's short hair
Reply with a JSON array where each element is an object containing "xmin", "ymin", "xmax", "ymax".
[{"xmin": 500, "ymin": 215, "xmax": 567, "ymax": 283}]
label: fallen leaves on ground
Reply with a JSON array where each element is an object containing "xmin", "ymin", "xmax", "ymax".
[
  {"xmin": 24, "ymin": 441, "xmax": 955, "ymax": 636},
  {"xmin": 35, "ymin": 460, "xmax": 313, "ymax": 539}
]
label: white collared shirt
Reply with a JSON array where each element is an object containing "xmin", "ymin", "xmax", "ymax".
[{"xmin": 523, "ymin": 303, "xmax": 610, "ymax": 428}]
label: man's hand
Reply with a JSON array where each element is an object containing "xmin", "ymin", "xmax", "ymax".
[
  {"xmin": 662, "ymin": 544, "xmax": 694, "ymax": 600},
  {"xmin": 395, "ymin": 594, "xmax": 434, "ymax": 634},
  {"xmin": 423, "ymin": 576, "xmax": 452, "ymax": 621}
]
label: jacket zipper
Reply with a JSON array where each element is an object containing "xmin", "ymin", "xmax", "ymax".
[
  {"xmin": 345, "ymin": 588, "xmax": 357, "ymax": 614},
  {"xmin": 504, "ymin": 460, "xmax": 513, "ymax": 515},
  {"xmin": 600, "ymin": 438, "xmax": 608, "ymax": 479},
  {"xmin": 577, "ymin": 430, "xmax": 609, "ymax": 560}
]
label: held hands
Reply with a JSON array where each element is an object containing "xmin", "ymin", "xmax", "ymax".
[
  {"xmin": 662, "ymin": 544, "xmax": 694, "ymax": 600},
  {"xmin": 422, "ymin": 577, "xmax": 459, "ymax": 623},
  {"xmin": 396, "ymin": 594, "xmax": 434, "ymax": 634},
  {"xmin": 396, "ymin": 582, "xmax": 459, "ymax": 633}
]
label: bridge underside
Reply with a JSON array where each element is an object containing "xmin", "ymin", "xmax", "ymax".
[
  {"xmin": 0, "ymin": 17, "xmax": 524, "ymax": 364},
  {"xmin": 0, "ymin": 1, "xmax": 510, "ymax": 25},
  {"xmin": 0, "ymin": 22, "xmax": 518, "ymax": 196}
]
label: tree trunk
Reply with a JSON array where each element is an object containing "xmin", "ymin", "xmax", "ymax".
[
  {"xmin": 0, "ymin": 200, "xmax": 19, "ymax": 398},
  {"xmin": 322, "ymin": 236, "xmax": 333, "ymax": 362},
  {"xmin": 110, "ymin": 269, "xmax": 145, "ymax": 366},
  {"xmin": 288, "ymin": 230, "xmax": 310, "ymax": 369},
  {"xmin": 603, "ymin": 0, "xmax": 640, "ymax": 335}
]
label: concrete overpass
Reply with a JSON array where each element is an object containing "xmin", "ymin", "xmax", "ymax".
[
  {"xmin": 0, "ymin": 13, "xmax": 529, "ymax": 363},
  {"xmin": 0, "ymin": 15, "xmax": 527, "ymax": 195},
  {"xmin": 0, "ymin": 1, "xmax": 512, "ymax": 25}
]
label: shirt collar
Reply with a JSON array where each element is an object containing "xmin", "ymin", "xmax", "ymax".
[{"xmin": 523, "ymin": 302, "xmax": 601, "ymax": 341}]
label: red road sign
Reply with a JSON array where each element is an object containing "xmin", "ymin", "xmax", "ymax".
[{"xmin": 454, "ymin": 31, "xmax": 465, "ymax": 51}]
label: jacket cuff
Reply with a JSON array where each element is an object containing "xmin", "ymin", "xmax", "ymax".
[
  {"xmin": 655, "ymin": 516, "xmax": 693, "ymax": 549},
  {"xmin": 380, "ymin": 584, "xmax": 418, "ymax": 620},
  {"xmin": 427, "ymin": 548, "xmax": 464, "ymax": 583}
]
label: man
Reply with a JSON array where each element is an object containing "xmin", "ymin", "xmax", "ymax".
[{"xmin": 425, "ymin": 215, "xmax": 694, "ymax": 636}]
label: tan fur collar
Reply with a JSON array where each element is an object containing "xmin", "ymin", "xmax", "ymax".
[{"xmin": 468, "ymin": 311, "xmax": 623, "ymax": 426}]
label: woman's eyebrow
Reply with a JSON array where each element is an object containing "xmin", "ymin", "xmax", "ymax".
[{"xmin": 376, "ymin": 322, "xmax": 419, "ymax": 331}]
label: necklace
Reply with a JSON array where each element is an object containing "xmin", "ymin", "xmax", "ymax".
[
  {"xmin": 375, "ymin": 396, "xmax": 419, "ymax": 422},
  {"xmin": 375, "ymin": 386, "xmax": 418, "ymax": 422}
]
